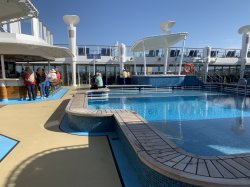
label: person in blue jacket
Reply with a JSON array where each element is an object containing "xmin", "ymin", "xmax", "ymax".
[{"xmin": 44, "ymin": 76, "xmax": 50, "ymax": 97}]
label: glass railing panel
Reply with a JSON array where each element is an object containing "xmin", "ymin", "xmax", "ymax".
[{"xmin": 20, "ymin": 19, "xmax": 32, "ymax": 35}]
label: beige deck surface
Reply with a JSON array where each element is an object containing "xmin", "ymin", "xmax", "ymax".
[{"xmin": 0, "ymin": 87, "xmax": 122, "ymax": 187}]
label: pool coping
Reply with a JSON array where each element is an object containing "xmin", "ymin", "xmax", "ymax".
[{"xmin": 66, "ymin": 89, "xmax": 250, "ymax": 187}]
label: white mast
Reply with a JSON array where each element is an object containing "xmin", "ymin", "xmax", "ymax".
[{"xmin": 63, "ymin": 15, "xmax": 80, "ymax": 86}]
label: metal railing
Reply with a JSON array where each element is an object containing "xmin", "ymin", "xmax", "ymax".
[{"xmin": 53, "ymin": 44, "xmax": 246, "ymax": 59}]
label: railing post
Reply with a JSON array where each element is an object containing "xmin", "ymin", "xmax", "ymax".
[{"xmin": 178, "ymin": 35, "xmax": 186, "ymax": 75}]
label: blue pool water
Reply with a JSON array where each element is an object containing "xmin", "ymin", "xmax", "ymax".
[{"xmin": 88, "ymin": 90, "xmax": 250, "ymax": 156}]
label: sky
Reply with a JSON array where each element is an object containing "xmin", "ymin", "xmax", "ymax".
[{"xmin": 32, "ymin": 0, "xmax": 250, "ymax": 48}]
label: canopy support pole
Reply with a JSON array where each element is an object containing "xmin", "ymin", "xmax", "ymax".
[
  {"xmin": 133, "ymin": 52, "xmax": 137, "ymax": 75},
  {"xmin": 178, "ymin": 36, "xmax": 186, "ymax": 75},
  {"xmin": 204, "ymin": 46, "xmax": 211, "ymax": 83},
  {"xmin": 134, "ymin": 61, "xmax": 137, "ymax": 75},
  {"xmin": 48, "ymin": 60, "xmax": 51, "ymax": 71},
  {"xmin": 142, "ymin": 41, "xmax": 147, "ymax": 76},
  {"xmin": 1, "ymin": 55, "xmax": 6, "ymax": 79},
  {"xmin": 77, "ymin": 64, "xmax": 80, "ymax": 86},
  {"xmin": 93, "ymin": 56, "xmax": 96, "ymax": 75},
  {"xmin": 163, "ymin": 48, "xmax": 169, "ymax": 75}
]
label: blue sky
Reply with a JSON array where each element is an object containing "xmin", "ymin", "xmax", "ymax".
[{"xmin": 32, "ymin": 0, "xmax": 250, "ymax": 48}]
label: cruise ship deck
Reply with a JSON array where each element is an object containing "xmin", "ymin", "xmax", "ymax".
[
  {"xmin": 0, "ymin": 87, "xmax": 122, "ymax": 187},
  {"xmin": 2, "ymin": 0, "xmax": 250, "ymax": 187}
]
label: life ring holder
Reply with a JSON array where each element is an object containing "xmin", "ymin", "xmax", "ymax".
[{"xmin": 183, "ymin": 64, "xmax": 194, "ymax": 74}]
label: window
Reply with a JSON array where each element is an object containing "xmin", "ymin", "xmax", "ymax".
[
  {"xmin": 20, "ymin": 19, "xmax": 32, "ymax": 35},
  {"xmin": 226, "ymin": 51, "xmax": 236, "ymax": 58},
  {"xmin": 78, "ymin": 48, "xmax": 85, "ymax": 56},
  {"xmin": 188, "ymin": 50, "xmax": 198, "ymax": 57},
  {"xmin": 170, "ymin": 50, "xmax": 180, "ymax": 57},
  {"xmin": 210, "ymin": 51, "xmax": 218, "ymax": 57},
  {"xmin": 101, "ymin": 48, "xmax": 111, "ymax": 56}
]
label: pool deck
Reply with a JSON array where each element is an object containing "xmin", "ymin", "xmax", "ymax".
[
  {"xmin": 67, "ymin": 89, "xmax": 250, "ymax": 187},
  {"xmin": 0, "ymin": 87, "xmax": 122, "ymax": 187}
]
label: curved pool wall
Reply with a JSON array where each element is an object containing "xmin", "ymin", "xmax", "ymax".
[
  {"xmin": 67, "ymin": 114, "xmax": 116, "ymax": 133},
  {"xmin": 65, "ymin": 89, "xmax": 250, "ymax": 187},
  {"xmin": 131, "ymin": 75, "xmax": 203, "ymax": 87},
  {"xmin": 115, "ymin": 122, "xmax": 197, "ymax": 187},
  {"xmin": 62, "ymin": 113, "xmax": 196, "ymax": 187},
  {"xmin": 65, "ymin": 114, "xmax": 196, "ymax": 186}
]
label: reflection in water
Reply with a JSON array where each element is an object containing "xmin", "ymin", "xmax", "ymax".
[
  {"xmin": 89, "ymin": 91, "xmax": 250, "ymax": 156},
  {"xmin": 177, "ymin": 100, "xmax": 183, "ymax": 140},
  {"xmin": 231, "ymin": 96, "xmax": 246, "ymax": 134}
]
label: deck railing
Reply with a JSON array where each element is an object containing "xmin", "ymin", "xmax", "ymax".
[{"xmin": 53, "ymin": 44, "xmax": 245, "ymax": 59}]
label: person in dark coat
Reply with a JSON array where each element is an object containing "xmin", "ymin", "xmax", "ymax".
[{"xmin": 36, "ymin": 67, "xmax": 46, "ymax": 100}]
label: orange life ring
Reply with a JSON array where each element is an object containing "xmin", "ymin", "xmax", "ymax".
[{"xmin": 183, "ymin": 64, "xmax": 194, "ymax": 74}]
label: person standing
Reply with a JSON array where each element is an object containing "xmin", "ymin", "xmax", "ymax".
[
  {"xmin": 44, "ymin": 75, "xmax": 50, "ymax": 98},
  {"xmin": 24, "ymin": 67, "xmax": 36, "ymax": 101},
  {"xmin": 90, "ymin": 74, "xmax": 97, "ymax": 89},
  {"xmin": 122, "ymin": 69, "xmax": 128, "ymax": 84},
  {"xmin": 36, "ymin": 67, "xmax": 46, "ymax": 100},
  {"xmin": 47, "ymin": 69, "xmax": 57, "ymax": 83},
  {"xmin": 55, "ymin": 68, "xmax": 61, "ymax": 80},
  {"xmin": 95, "ymin": 72, "xmax": 103, "ymax": 88}
]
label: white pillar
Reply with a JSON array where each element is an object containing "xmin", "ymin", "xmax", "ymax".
[
  {"xmin": 134, "ymin": 56, "xmax": 137, "ymax": 75},
  {"xmin": 240, "ymin": 33, "xmax": 249, "ymax": 79},
  {"xmin": 63, "ymin": 15, "xmax": 80, "ymax": 87},
  {"xmin": 178, "ymin": 36, "xmax": 186, "ymax": 75},
  {"xmin": 203, "ymin": 46, "xmax": 211, "ymax": 83},
  {"xmin": 114, "ymin": 41, "xmax": 119, "ymax": 58},
  {"xmin": 47, "ymin": 30, "xmax": 50, "ymax": 44},
  {"xmin": 39, "ymin": 22, "xmax": 43, "ymax": 38},
  {"xmin": 31, "ymin": 18, "xmax": 39, "ymax": 37},
  {"xmin": 68, "ymin": 24, "xmax": 77, "ymax": 86},
  {"xmin": 163, "ymin": 48, "xmax": 169, "ymax": 75},
  {"xmin": 9, "ymin": 21, "xmax": 21, "ymax": 34},
  {"xmin": 142, "ymin": 41, "xmax": 147, "ymax": 76},
  {"xmin": 43, "ymin": 26, "xmax": 47, "ymax": 41},
  {"xmin": 120, "ymin": 43, "xmax": 126, "ymax": 74},
  {"xmin": 1, "ymin": 55, "xmax": 6, "ymax": 79},
  {"xmin": 50, "ymin": 34, "xmax": 53, "ymax": 45}
]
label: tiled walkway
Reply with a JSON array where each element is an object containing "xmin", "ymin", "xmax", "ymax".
[{"xmin": 67, "ymin": 90, "xmax": 250, "ymax": 187}]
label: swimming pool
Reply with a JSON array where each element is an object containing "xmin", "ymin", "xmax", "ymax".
[{"xmin": 88, "ymin": 90, "xmax": 250, "ymax": 156}]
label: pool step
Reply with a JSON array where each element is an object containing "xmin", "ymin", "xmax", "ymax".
[{"xmin": 87, "ymin": 92, "xmax": 109, "ymax": 100}]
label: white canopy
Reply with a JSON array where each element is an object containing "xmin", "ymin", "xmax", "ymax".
[
  {"xmin": 130, "ymin": 33, "xmax": 188, "ymax": 52},
  {"xmin": 0, "ymin": 0, "xmax": 38, "ymax": 25},
  {"xmin": 0, "ymin": 42, "xmax": 73, "ymax": 61}
]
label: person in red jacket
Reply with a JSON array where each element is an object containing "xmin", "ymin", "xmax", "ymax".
[
  {"xmin": 23, "ymin": 67, "xmax": 36, "ymax": 101},
  {"xmin": 55, "ymin": 68, "xmax": 61, "ymax": 79}
]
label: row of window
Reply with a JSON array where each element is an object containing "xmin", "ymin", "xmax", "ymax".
[
  {"xmin": 78, "ymin": 48, "xmax": 112, "ymax": 56},
  {"xmin": 77, "ymin": 48, "xmax": 250, "ymax": 58}
]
